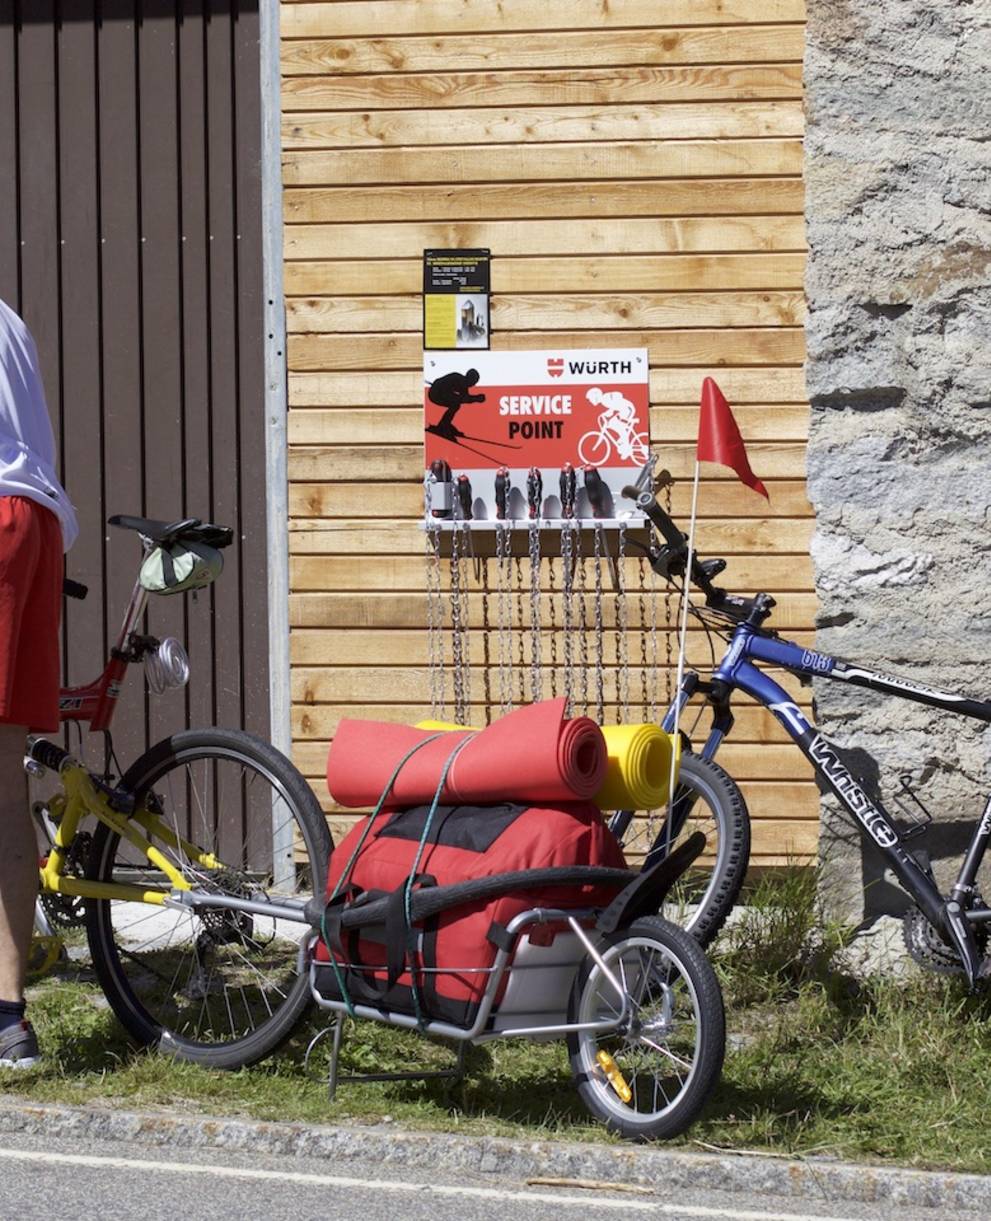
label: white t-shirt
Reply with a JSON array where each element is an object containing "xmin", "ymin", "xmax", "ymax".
[{"xmin": 0, "ymin": 298, "xmax": 78, "ymax": 550}]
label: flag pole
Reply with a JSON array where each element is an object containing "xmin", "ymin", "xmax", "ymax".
[{"xmin": 666, "ymin": 456, "xmax": 702, "ymax": 829}]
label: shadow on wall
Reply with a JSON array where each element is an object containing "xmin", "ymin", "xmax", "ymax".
[{"xmin": 821, "ymin": 746, "xmax": 986, "ymax": 925}]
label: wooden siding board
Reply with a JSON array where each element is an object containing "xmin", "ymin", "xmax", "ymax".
[
  {"xmin": 282, "ymin": 139, "xmax": 805, "ymax": 186},
  {"xmin": 16, "ymin": 6, "xmax": 61, "ymax": 445},
  {"xmin": 97, "ymin": 0, "xmax": 147, "ymax": 769},
  {"xmin": 281, "ymin": 101, "xmax": 805, "ymax": 149},
  {"xmin": 206, "ymin": 0, "xmax": 245, "ymax": 807},
  {"xmin": 138, "ymin": 5, "xmax": 187, "ymax": 752},
  {"xmin": 280, "ymin": 2, "xmax": 808, "ymax": 39},
  {"xmin": 284, "ymin": 253, "xmax": 807, "ymax": 297},
  {"xmin": 284, "ymin": 217, "xmax": 807, "ymax": 261},
  {"xmin": 283, "ymin": 179, "xmax": 805, "ymax": 225},
  {"xmin": 0, "ymin": 2, "xmax": 18, "ymax": 304},
  {"xmin": 282, "ymin": 63, "xmax": 804, "ymax": 108},
  {"xmin": 57, "ymin": 2, "xmax": 106, "ymax": 687},
  {"xmin": 233, "ymin": 0, "xmax": 271, "ymax": 744},
  {"xmin": 178, "ymin": 0, "xmax": 218, "ymax": 745},
  {"xmin": 279, "ymin": 30, "xmax": 805, "ymax": 80}
]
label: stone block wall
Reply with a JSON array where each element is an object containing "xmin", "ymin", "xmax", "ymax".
[{"xmin": 805, "ymin": 0, "xmax": 991, "ymax": 923}]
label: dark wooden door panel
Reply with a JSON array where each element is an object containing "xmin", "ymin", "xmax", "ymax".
[{"xmin": 0, "ymin": 2, "xmax": 269, "ymax": 809}]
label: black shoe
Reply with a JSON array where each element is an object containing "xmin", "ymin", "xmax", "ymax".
[{"xmin": 0, "ymin": 1020, "xmax": 41, "ymax": 1069}]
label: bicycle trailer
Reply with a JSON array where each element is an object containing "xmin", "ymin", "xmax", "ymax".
[{"xmin": 306, "ymin": 699, "xmax": 726, "ymax": 1140}]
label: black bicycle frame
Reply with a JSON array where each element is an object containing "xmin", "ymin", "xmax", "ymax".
[{"xmin": 660, "ymin": 622, "xmax": 991, "ymax": 977}]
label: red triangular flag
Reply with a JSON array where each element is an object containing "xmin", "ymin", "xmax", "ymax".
[{"xmin": 696, "ymin": 377, "xmax": 769, "ymax": 499}]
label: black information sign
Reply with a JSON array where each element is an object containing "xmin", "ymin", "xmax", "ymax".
[{"xmin": 423, "ymin": 248, "xmax": 491, "ymax": 350}]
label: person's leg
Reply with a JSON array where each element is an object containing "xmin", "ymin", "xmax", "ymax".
[{"xmin": 0, "ymin": 722, "xmax": 33, "ymax": 1002}]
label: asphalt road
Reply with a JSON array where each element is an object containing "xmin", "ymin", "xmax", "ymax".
[{"xmin": 0, "ymin": 1131, "xmax": 964, "ymax": 1221}]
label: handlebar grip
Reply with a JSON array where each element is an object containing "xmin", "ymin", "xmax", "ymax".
[
  {"xmin": 621, "ymin": 485, "xmax": 685, "ymax": 550},
  {"xmin": 28, "ymin": 737, "xmax": 70, "ymax": 773}
]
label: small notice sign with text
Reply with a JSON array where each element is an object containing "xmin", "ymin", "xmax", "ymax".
[{"xmin": 423, "ymin": 249, "xmax": 491, "ymax": 350}]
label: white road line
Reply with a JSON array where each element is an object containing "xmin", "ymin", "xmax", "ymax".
[{"xmin": 0, "ymin": 1145, "xmax": 862, "ymax": 1221}]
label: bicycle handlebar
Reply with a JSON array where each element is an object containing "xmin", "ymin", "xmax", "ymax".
[
  {"xmin": 27, "ymin": 737, "xmax": 70, "ymax": 773},
  {"xmin": 621, "ymin": 485, "xmax": 776, "ymax": 627}
]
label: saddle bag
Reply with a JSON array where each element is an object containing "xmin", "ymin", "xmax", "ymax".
[{"xmin": 313, "ymin": 801, "xmax": 628, "ymax": 1029}]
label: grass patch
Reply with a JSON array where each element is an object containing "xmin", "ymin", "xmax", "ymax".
[{"xmin": 7, "ymin": 881, "xmax": 991, "ymax": 1171}]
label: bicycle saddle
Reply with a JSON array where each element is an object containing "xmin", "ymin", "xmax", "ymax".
[{"xmin": 108, "ymin": 514, "xmax": 234, "ymax": 549}]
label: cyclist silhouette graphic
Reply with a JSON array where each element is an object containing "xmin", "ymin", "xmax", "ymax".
[{"xmin": 579, "ymin": 387, "xmax": 649, "ymax": 466}]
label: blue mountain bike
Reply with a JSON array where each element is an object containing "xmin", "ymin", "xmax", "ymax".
[{"xmin": 615, "ymin": 480, "xmax": 991, "ymax": 984}]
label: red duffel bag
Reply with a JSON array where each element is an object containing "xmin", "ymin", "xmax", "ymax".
[{"xmin": 313, "ymin": 800, "xmax": 628, "ymax": 1029}]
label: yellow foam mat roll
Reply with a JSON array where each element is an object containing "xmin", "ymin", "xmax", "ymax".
[
  {"xmin": 597, "ymin": 724, "xmax": 681, "ymax": 812},
  {"xmin": 416, "ymin": 720, "xmax": 680, "ymax": 812}
]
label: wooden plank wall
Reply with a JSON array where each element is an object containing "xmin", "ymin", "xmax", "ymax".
[{"xmin": 280, "ymin": 0, "xmax": 816, "ymax": 865}]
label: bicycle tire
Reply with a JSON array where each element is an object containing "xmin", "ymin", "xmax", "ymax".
[
  {"xmin": 622, "ymin": 753, "xmax": 750, "ymax": 948},
  {"xmin": 85, "ymin": 728, "xmax": 332, "ymax": 1069},
  {"xmin": 577, "ymin": 430, "xmax": 611, "ymax": 466},
  {"xmin": 567, "ymin": 915, "xmax": 724, "ymax": 1141}
]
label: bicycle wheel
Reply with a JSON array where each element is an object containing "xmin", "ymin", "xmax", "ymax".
[
  {"xmin": 85, "ymin": 728, "xmax": 332, "ymax": 1069},
  {"xmin": 577, "ymin": 430, "xmax": 611, "ymax": 466},
  {"xmin": 619, "ymin": 753, "xmax": 750, "ymax": 948},
  {"xmin": 567, "ymin": 915, "xmax": 724, "ymax": 1141},
  {"xmin": 629, "ymin": 432, "xmax": 650, "ymax": 465}
]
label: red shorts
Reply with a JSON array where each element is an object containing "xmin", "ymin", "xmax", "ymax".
[{"xmin": 0, "ymin": 496, "xmax": 62, "ymax": 731}]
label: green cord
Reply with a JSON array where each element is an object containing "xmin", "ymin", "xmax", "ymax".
[
  {"xmin": 403, "ymin": 736, "xmax": 476, "ymax": 1029},
  {"xmin": 320, "ymin": 733, "xmax": 444, "ymax": 1017}
]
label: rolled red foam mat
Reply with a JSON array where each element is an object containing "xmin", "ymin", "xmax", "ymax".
[{"xmin": 327, "ymin": 697, "xmax": 607, "ymax": 809}]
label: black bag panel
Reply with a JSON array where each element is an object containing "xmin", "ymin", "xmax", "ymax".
[{"xmin": 378, "ymin": 802, "xmax": 528, "ymax": 853}]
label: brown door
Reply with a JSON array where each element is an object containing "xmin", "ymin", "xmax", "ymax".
[{"xmin": 0, "ymin": 1, "xmax": 270, "ymax": 774}]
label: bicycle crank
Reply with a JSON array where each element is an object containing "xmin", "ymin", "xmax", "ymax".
[{"xmin": 903, "ymin": 906, "xmax": 988, "ymax": 976}]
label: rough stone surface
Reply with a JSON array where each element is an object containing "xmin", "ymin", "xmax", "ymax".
[
  {"xmin": 805, "ymin": 0, "xmax": 991, "ymax": 930},
  {"xmin": 2, "ymin": 1099, "xmax": 991, "ymax": 1213}
]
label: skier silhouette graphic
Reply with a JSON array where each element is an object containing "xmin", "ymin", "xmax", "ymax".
[
  {"xmin": 425, "ymin": 368, "xmax": 521, "ymax": 463},
  {"xmin": 427, "ymin": 369, "xmax": 486, "ymax": 440}
]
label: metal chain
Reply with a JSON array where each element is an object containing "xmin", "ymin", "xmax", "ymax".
[
  {"xmin": 479, "ymin": 556, "xmax": 491, "ymax": 722},
  {"xmin": 547, "ymin": 552, "xmax": 558, "ymax": 698},
  {"xmin": 528, "ymin": 522, "xmax": 542, "ymax": 703},
  {"xmin": 514, "ymin": 555, "xmax": 526, "ymax": 705},
  {"xmin": 593, "ymin": 524, "xmax": 605, "ymax": 724},
  {"xmin": 459, "ymin": 520, "xmax": 472, "ymax": 719},
  {"xmin": 561, "ymin": 521, "xmax": 575, "ymax": 716},
  {"xmin": 637, "ymin": 556, "xmax": 649, "ymax": 722},
  {"xmin": 495, "ymin": 524, "xmax": 513, "ymax": 715},
  {"xmin": 576, "ymin": 527, "xmax": 589, "ymax": 716},
  {"xmin": 424, "ymin": 477, "xmax": 445, "ymax": 719},
  {"xmin": 616, "ymin": 522, "xmax": 629, "ymax": 721},
  {"xmin": 450, "ymin": 516, "xmax": 466, "ymax": 724}
]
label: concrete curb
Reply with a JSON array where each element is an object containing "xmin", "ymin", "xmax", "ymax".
[{"xmin": 0, "ymin": 1097, "xmax": 989, "ymax": 1213}]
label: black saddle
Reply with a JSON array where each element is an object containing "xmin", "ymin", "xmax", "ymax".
[{"xmin": 108, "ymin": 514, "xmax": 234, "ymax": 549}]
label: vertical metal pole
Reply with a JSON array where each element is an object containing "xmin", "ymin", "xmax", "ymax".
[
  {"xmin": 667, "ymin": 460, "xmax": 701, "ymax": 822},
  {"xmin": 259, "ymin": 0, "xmax": 295, "ymax": 887}
]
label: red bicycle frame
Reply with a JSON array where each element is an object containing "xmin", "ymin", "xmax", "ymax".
[{"xmin": 58, "ymin": 576, "xmax": 150, "ymax": 733}]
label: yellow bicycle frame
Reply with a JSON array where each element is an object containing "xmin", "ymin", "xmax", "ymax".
[{"xmin": 39, "ymin": 761, "xmax": 223, "ymax": 905}]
